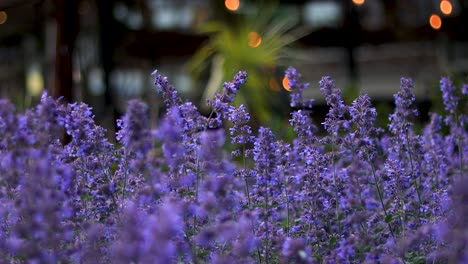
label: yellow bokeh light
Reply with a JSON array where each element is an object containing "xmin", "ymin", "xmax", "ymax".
[
  {"xmin": 26, "ymin": 69, "xmax": 44, "ymax": 97},
  {"xmin": 440, "ymin": 0, "xmax": 453, "ymax": 15},
  {"xmin": 248, "ymin": 32, "xmax": 262, "ymax": 48},
  {"xmin": 429, "ymin": 14, "xmax": 442, "ymax": 30},
  {"xmin": 282, "ymin": 77, "xmax": 291, "ymax": 92},
  {"xmin": 225, "ymin": 0, "xmax": 240, "ymax": 11},
  {"xmin": 352, "ymin": 0, "xmax": 365, "ymax": 6},
  {"xmin": 0, "ymin": 11, "xmax": 7, "ymax": 25}
]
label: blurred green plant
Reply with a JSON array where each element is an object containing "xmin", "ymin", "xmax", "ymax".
[{"xmin": 187, "ymin": 4, "xmax": 307, "ymax": 124}]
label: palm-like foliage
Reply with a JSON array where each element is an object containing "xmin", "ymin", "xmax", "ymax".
[{"xmin": 188, "ymin": 5, "xmax": 306, "ymax": 123}]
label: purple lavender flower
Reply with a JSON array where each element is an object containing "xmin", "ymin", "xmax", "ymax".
[
  {"xmin": 320, "ymin": 76, "xmax": 349, "ymax": 136},
  {"xmin": 62, "ymin": 101, "xmax": 119, "ymax": 223},
  {"xmin": 350, "ymin": 94, "xmax": 377, "ymax": 135},
  {"xmin": 227, "ymin": 104, "xmax": 255, "ymax": 156},
  {"xmin": 2, "ymin": 149, "xmax": 76, "ymax": 262},
  {"xmin": 110, "ymin": 199, "xmax": 188, "ymax": 263},
  {"xmin": 64, "ymin": 102, "xmax": 114, "ymax": 159},
  {"xmin": 348, "ymin": 94, "xmax": 381, "ymax": 160},
  {"xmin": 461, "ymin": 84, "xmax": 468, "ymax": 96},
  {"xmin": 114, "ymin": 100, "xmax": 152, "ymax": 205},
  {"xmin": 116, "ymin": 100, "xmax": 151, "ymax": 157},
  {"xmin": 0, "ymin": 99, "xmax": 17, "ymax": 150},
  {"xmin": 196, "ymin": 212, "xmax": 259, "ymax": 263},
  {"xmin": 285, "ymin": 67, "xmax": 313, "ymax": 108},
  {"xmin": 252, "ymin": 127, "xmax": 278, "ymax": 174},
  {"xmin": 179, "ymin": 101, "xmax": 205, "ymax": 136},
  {"xmin": 207, "ymin": 71, "xmax": 248, "ymax": 127},
  {"xmin": 154, "ymin": 101, "xmax": 205, "ymax": 186},
  {"xmin": 0, "ymin": 69, "xmax": 465, "ymax": 263},
  {"xmin": 434, "ymin": 176, "xmax": 468, "ymax": 263},
  {"xmin": 440, "ymin": 77, "xmax": 459, "ymax": 116},
  {"xmin": 198, "ymin": 129, "xmax": 235, "ymax": 175},
  {"xmin": 290, "ymin": 110, "xmax": 317, "ymax": 141},
  {"xmin": 154, "ymin": 106, "xmax": 186, "ymax": 176},
  {"xmin": 281, "ymin": 237, "xmax": 313, "ymax": 263},
  {"xmin": 422, "ymin": 113, "xmax": 449, "ymax": 188},
  {"xmin": 152, "ymin": 70, "xmax": 183, "ymax": 107},
  {"xmin": 388, "ymin": 77, "xmax": 418, "ymax": 136},
  {"xmin": 385, "ymin": 78, "xmax": 423, "ymax": 185}
]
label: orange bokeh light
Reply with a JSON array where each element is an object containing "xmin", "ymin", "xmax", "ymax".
[
  {"xmin": 248, "ymin": 32, "xmax": 262, "ymax": 48},
  {"xmin": 225, "ymin": 0, "xmax": 240, "ymax": 11},
  {"xmin": 352, "ymin": 0, "xmax": 365, "ymax": 6},
  {"xmin": 429, "ymin": 14, "xmax": 442, "ymax": 30},
  {"xmin": 440, "ymin": 0, "xmax": 453, "ymax": 15},
  {"xmin": 269, "ymin": 78, "xmax": 280, "ymax": 92},
  {"xmin": 0, "ymin": 11, "xmax": 7, "ymax": 25},
  {"xmin": 282, "ymin": 77, "xmax": 291, "ymax": 92}
]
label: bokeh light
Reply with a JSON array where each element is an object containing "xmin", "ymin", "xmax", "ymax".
[
  {"xmin": 282, "ymin": 77, "xmax": 291, "ymax": 92},
  {"xmin": 0, "ymin": 11, "xmax": 7, "ymax": 25},
  {"xmin": 269, "ymin": 78, "xmax": 280, "ymax": 92},
  {"xmin": 26, "ymin": 66, "xmax": 44, "ymax": 97},
  {"xmin": 248, "ymin": 32, "xmax": 262, "ymax": 48},
  {"xmin": 429, "ymin": 14, "xmax": 442, "ymax": 30},
  {"xmin": 352, "ymin": 0, "xmax": 365, "ymax": 6},
  {"xmin": 225, "ymin": 0, "xmax": 240, "ymax": 12},
  {"xmin": 440, "ymin": 0, "xmax": 453, "ymax": 16}
]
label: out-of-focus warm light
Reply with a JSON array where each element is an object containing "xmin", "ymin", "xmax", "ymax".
[
  {"xmin": 352, "ymin": 0, "xmax": 365, "ymax": 6},
  {"xmin": 269, "ymin": 78, "xmax": 280, "ymax": 92},
  {"xmin": 282, "ymin": 77, "xmax": 291, "ymax": 92},
  {"xmin": 440, "ymin": 0, "xmax": 453, "ymax": 15},
  {"xmin": 248, "ymin": 32, "xmax": 262, "ymax": 48},
  {"xmin": 0, "ymin": 11, "xmax": 7, "ymax": 25},
  {"xmin": 26, "ymin": 66, "xmax": 44, "ymax": 97},
  {"xmin": 429, "ymin": 14, "xmax": 442, "ymax": 30},
  {"xmin": 225, "ymin": 0, "xmax": 240, "ymax": 11}
]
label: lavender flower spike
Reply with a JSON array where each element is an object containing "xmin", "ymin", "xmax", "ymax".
[
  {"xmin": 462, "ymin": 84, "xmax": 468, "ymax": 96},
  {"xmin": 116, "ymin": 100, "xmax": 151, "ymax": 156},
  {"xmin": 440, "ymin": 77, "xmax": 459, "ymax": 116},
  {"xmin": 285, "ymin": 67, "xmax": 312, "ymax": 108},
  {"xmin": 206, "ymin": 71, "xmax": 247, "ymax": 127},
  {"xmin": 388, "ymin": 77, "xmax": 417, "ymax": 135},
  {"xmin": 152, "ymin": 70, "xmax": 183, "ymax": 107},
  {"xmin": 209, "ymin": 71, "xmax": 247, "ymax": 108},
  {"xmin": 320, "ymin": 76, "xmax": 348, "ymax": 135}
]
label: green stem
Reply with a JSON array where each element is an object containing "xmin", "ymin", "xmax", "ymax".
[
  {"xmin": 241, "ymin": 145, "xmax": 262, "ymax": 263},
  {"xmin": 264, "ymin": 176, "xmax": 270, "ymax": 264},
  {"xmin": 331, "ymin": 136, "xmax": 341, "ymax": 235},
  {"xmin": 405, "ymin": 131, "xmax": 423, "ymax": 221},
  {"xmin": 369, "ymin": 159, "xmax": 395, "ymax": 238},
  {"xmin": 99, "ymin": 159, "xmax": 120, "ymax": 220},
  {"xmin": 243, "ymin": 146, "xmax": 252, "ymax": 208},
  {"xmin": 286, "ymin": 187, "xmax": 290, "ymax": 237},
  {"xmin": 455, "ymin": 113, "xmax": 464, "ymax": 177}
]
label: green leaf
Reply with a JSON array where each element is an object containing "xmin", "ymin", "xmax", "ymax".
[
  {"xmin": 329, "ymin": 237, "xmax": 337, "ymax": 247},
  {"xmin": 385, "ymin": 214, "xmax": 393, "ymax": 223}
]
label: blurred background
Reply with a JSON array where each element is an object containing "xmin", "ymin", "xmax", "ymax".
[{"xmin": 0, "ymin": 0, "xmax": 467, "ymax": 134}]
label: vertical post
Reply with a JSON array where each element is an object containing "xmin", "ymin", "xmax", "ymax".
[
  {"xmin": 343, "ymin": 1, "xmax": 361, "ymax": 83},
  {"xmin": 53, "ymin": 0, "xmax": 78, "ymax": 102},
  {"xmin": 96, "ymin": 0, "xmax": 119, "ymax": 129}
]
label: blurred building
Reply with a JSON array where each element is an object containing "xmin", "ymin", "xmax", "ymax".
[{"xmin": 0, "ymin": 0, "xmax": 467, "ymax": 125}]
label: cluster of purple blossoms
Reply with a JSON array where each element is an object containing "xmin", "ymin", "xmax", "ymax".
[
  {"xmin": 207, "ymin": 71, "xmax": 248, "ymax": 128},
  {"xmin": 0, "ymin": 67, "xmax": 466, "ymax": 263},
  {"xmin": 285, "ymin": 66, "xmax": 314, "ymax": 109}
]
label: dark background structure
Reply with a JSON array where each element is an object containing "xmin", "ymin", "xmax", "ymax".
[{"xmin": 1, "ymin": 0, "xmax": 467, "ymax": 131}]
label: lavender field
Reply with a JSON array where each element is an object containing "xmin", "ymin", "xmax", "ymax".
[{"xmin": 0, "ymin": 67, "xmax": 467, "ymax": 263}]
